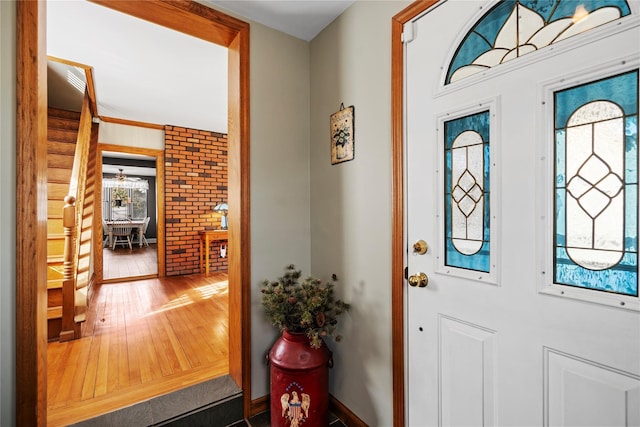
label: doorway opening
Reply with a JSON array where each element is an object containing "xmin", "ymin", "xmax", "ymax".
[
  {"xmin": 99, "ymin": 146, "xmax": 162, "ymax": 282},
  {"xmin": 16, "ymin": 2, "xmax": 251, "ymax": 425}
]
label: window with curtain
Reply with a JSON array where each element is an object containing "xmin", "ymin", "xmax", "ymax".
[{"xmin": 102, "ymin": 185, "xmax": 149, "ymax": 221}]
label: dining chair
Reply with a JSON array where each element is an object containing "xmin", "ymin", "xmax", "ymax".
[
  {"xmin": 141, "ymin": 216, "xmax": 151, "ymax": 247},
  {"xmin": 102, "ymin": 220, "xmax": 111, "ymax": 247},
  {"xmin": 111, "ymin": 220, "xmax": 133, "ymax": 250}
]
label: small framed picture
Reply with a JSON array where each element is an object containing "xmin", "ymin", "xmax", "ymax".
[{"xmin": 330, "ymin": 105, "xmax": 355, "ymax": 164}]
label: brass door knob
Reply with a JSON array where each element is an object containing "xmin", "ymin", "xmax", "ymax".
[{"xmin": 408, "ymin": 272, "xmax": 428, "ymax": 287}]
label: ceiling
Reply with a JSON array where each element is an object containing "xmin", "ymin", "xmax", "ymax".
[
  {"xmin": 205, "ymin": 0, "xmax": 356, "ymax": 41},
  {"xmin": 47, "ymin": 0, "xmax": 355, "ymax": 135},
  {"xmin": 47, "ymin": 0, "xmax": 228, "ymax": 133}
]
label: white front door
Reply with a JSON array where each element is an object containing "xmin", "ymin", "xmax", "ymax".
[{"xmin": 405, "ymin": 1, "xmax": 640, "ymax": 425}]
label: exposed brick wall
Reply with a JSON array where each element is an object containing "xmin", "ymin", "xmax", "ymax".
[{"xmin": 164, "ymin": 125, "xmax": 228, "ymax": 276}]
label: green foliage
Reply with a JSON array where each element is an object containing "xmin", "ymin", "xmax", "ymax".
[
  {"xmin": 261, "ymin": 265, "xmax": 350, "ymax": 349},
  {"xmin": 111, "ymin": 187, "xmax": 130, "ymax": 203}
]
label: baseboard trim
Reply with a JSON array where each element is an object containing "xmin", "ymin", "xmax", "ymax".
[
  {"xmin": 330, "ymin": 394, "xmax": 368, "ymax": 427},
  {"xmin": 250, "ymin": 394, "xmax": 368, "ymax": 426},
  {"xmin": 250, "ymin": 395, "xmax": 269, "ymax": 416}
]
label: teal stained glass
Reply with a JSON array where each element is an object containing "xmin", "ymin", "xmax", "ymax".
[
  {"xmin": 446, "ymin": 0, "xmax": 631, "ymax": 84},
  {"xmin": 554, "ymin": 70, "xmax": 638, "ymax": 296},
  {"xmin": 444, "ymin": 111, "xmax": 491, "ymax": 272}
]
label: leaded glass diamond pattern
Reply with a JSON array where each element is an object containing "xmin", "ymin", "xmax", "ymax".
[
  {"xmin": 444, "ymin": 111, "xmax": 491, "ymax": 271},
  {"xmin": 567, "ymin": 154, "xmax": 624, "ymax": 218},
  {"xmin": 453, "ymin": 170, "xmax": 483, "ymax": 217},
  {"xmin": 554, "ymin": 70, "xmax": 638, "ymax": 296}
]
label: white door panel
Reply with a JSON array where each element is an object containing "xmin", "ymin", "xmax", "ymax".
[
  {"xmin": 405, "ymin": 1, "xmax": 640, "ymax": 425},
  {"xmin": 439, "ymin": 316, "xmax": 497, "ymax": 427},
  {"xmin": 546, "ymin": 348, "xmax": 640, "ymax": 427}
]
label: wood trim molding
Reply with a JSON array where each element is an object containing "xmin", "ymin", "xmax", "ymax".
[
  {"xmin": 99, "ymin": 116, "xmax": 165, "ymax": 130},
  {"xmin": 47, "ymin": 55, "xmax": 90, "ymax": 69},
  {"xmin": 85, "ymin": 67, "xmax": 98, "ymax": 116},
  {"xmin": 90, "ymin": 0, "xmax": 247, "ymax": 46},
  {"xmin": 250, "ymin": 395, "xmax": 269, "ymax": 416},
  {"xmin": 98, "ymin": 143, "xmax": 165, "ymax": 157},
  {"xmin": 16, "ymin": 2, "xmax": 48, "ymax": 425},
  {"xmin": 17, "ymin": 1, "xmax": 251, "ymax": 423},
  {"xmin": 227, "ymin": 21, "xmax": 252, "ymax": 417},
  {"xmin": 47, "ymin": 56, "xmax": 99, "ymax": 115},
  {"xmin": 94, "ymin": 143, "xmax": 104, "ymax": 283},
  {"xmin": 155, "ymin": 150, "xmax": 166, "ymax": 279},
  {"xmin": 391, "ymin": 2, "xmax": 441, "ymax": 427},
  {"xmin": 390, "ymin": 13, "xmax": 405, "ymax": 427},
  {"xmin": 330, "ymin": 394, "xmax": 368, "ymax": 427},
  {"xmin": 96, "ymin": 143, "xmax": 166, "ymax": 283}
]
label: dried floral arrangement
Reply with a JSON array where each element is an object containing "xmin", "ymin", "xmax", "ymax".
[{"xmin": 261, "ymin": 265, "xmax": 350, "ymax": 348}]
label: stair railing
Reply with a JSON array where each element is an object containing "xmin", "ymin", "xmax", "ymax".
[{"xmin": 59, "ymin": 90, "xmax": 95, "ymax": 341}]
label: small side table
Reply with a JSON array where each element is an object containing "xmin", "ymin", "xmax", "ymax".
[{"xmin": 199, "ymin": 229, "xmax": 228, "ymax": 276}]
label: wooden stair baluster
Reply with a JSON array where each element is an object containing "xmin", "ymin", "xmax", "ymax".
[{"xmin": 60, "ymin": 195, "xmax": 76, "ymax": 342}]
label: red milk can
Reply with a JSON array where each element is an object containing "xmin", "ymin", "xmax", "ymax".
[{"xmin": 269, "ymin": 331, "xmax": 332, "ymax": 427}]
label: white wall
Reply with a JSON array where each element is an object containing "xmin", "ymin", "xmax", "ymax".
[
  {"xmin": 0, "ymin": 1, "xmax": 16, "ymax": 425},
  {"xmin": 249, "ymin": 22, "xmax": 312, "ymax": 399},
  {"xmin": 309, "ymin": 1, "xmax": 410, "ymax": 425}
]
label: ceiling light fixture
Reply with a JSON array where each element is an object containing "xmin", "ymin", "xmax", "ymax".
[{"xmin": 103, "ymin": 168, "xmax": 149, "ymax": 191}]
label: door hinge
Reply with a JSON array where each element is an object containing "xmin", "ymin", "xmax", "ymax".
[{"xmin": 402, "ymin": 22, "xmax": 415, "ymax": 44}]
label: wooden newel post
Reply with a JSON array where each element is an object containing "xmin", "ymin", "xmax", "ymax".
[{"xmin": 60, "ymin": 195, "xmax": 77, "ymax": 342}]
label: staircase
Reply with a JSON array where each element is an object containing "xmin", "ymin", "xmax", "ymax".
[{"xmin": 47, "ymin": 108, "xmax": 80, "ymax": 341}]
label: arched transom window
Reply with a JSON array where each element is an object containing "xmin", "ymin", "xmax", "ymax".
[{"xmin": 446, "ymin": 0, "xmax": 632, "ymax": 84}]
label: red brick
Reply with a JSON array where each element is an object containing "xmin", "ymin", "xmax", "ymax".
[{"xmin": 165, "ymin": 125, "xmax": 228, "ymax": 275}]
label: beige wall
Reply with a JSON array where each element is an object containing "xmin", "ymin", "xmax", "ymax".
[
  {"xmin": 2, "ymin": 1, "xmax": 411, "ymax": 424},
  {"xmin": 98, "ymin": 122, "xmax": 164, "ymax": 149},
  {"xmin": 309, "ymin": 1, "xmax": 410, "ymax": 424},
  {"xmin": 217, "ymin": 2, "xmax": 413, "ymax": 421},
  {"xmin": 0, "ymin": 1, "xmax": 16, "ymax": 425},
  {"xmin": 249, "ymin": 22, "xmax": 312, "ymax": 398}
]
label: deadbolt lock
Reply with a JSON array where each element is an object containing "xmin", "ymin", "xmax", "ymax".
[
  {"xmin": 413, "ymin": 240, "xmax": 428, "ymax": 255},
  {"xmin": 408, "ymin": 272, "xmax": 429, "ymax": 288}
]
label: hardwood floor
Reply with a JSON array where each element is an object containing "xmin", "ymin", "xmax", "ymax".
[
  {"xmin": 103, "ymin": 243, "xmax": 158, "ymax": 280},
  {"xmin": 47, "ymin": 272, "xmax": 230, "ymax": 426}
]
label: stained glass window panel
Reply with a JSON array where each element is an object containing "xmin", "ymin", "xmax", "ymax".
[
  {"xmin": 444, "ymin": 111, "xmax": 491, "ymax": 272},
  {"xmin": 554, "ymin": 70, "xmax": 639, "ymax": 296},
  {"xmin": 446, "ymin": 0, "xmax": 632, "ymax": 84}
]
